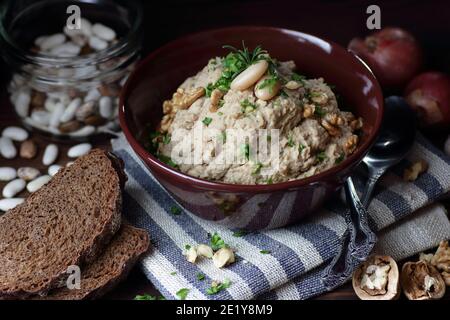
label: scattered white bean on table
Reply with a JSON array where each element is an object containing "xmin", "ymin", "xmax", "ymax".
[
  {"xmin": 68, "ymin": 143, "xmax": 92, "ymax": 158},
  {"xmin": 0, "ymin": 137, "xmax": 17, "ymax": 159},
  {"xmin": 17, "ymin": 167, "xmax": 40, "ymax": 182},
  {"xmin": 2, "ymin": 126, "xmax": 29, "ymax": 142},
  {"xmin": 48, "ymin": 165, "xmax": 62, "ymax": 177},
  {"xmin": 3, "ymin": 179, "xmax": 26, "ymax": 198},
  {"xmin": 0, "ymin": 198, "xmax": 24, "ymax": 212},
  {"xmin": 0, "ymin": 167, "xmax": 17, "ymax": 181},
  {"xmin": 42, "ymin": 144, "xmax": 59, "ymax": 166},
  {"xmin": 27, "ymin": 175, "xmax": 52, "ymax": 193}
]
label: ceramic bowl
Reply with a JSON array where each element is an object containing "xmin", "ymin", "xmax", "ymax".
[{"xmin": 119, "ymin": 26, "xmax": 383, "ymax": 230}]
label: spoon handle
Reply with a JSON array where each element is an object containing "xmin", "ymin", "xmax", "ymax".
[
  {"xmin": 361, "ymin": 171, "xmax": 383, "ymax": 207},
  {"xmin": 346, "ymin": 177, "xmax": 378, "ymax": 261},
  {"xmin": 321, "ymin": 177, "xmax": 377, "ymax": 289}
]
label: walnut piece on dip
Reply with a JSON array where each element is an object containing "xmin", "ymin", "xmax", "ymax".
[
  {"xmin": 401, "ymin": 261, "xmax": 446, "ymax": 300},
  {"xmin": 352, "ymin": 255, "xmax": 400, "ymax": 300}
]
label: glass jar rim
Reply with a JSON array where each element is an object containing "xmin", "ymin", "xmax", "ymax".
[{"xmin": 0, "ymin": 0, "xmax": 143, "ymax": 68}]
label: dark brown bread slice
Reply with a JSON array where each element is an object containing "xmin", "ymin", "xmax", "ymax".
[
  {"xmin": 39, "ymin": 224, "xmax": 150, "ymax": 300},
  {"xmin": 0, "ymin": 149, "xmax": 126, "ymax": 299}
]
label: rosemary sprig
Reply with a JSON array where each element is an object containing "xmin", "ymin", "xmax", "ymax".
[{"xmin": 222, "ymin": 42, "xmax": 268, "ymax": 66}]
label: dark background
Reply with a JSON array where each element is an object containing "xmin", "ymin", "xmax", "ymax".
[
  {"xmin": 137, "ymin": 0, "xmax": 450, "ymax": 72},
  {"xmin": 1, "ymin": 0, "xmax": 450, "ymax": 82}
]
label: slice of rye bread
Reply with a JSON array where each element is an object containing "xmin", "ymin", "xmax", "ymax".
[
  {"xmin": 37, "ymin": 224, "xmax": 150, "ymax": 300},
  {"xmin": 0, "ymin": 149, "xmax": 127, "ymax": 299}
]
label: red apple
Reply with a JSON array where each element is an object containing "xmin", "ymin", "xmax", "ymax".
[
  {"xmin": 404, "ymin": 71, "xmax": 450, "ymax": 128},
  {"xmin": 348, "ymin": 27, "xmax": 423, "ymax": 90}
]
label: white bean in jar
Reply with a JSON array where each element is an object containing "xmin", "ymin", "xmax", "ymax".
[{"xmin": 5, "ymin": 11, "xmax": 141, "ymax": 139}]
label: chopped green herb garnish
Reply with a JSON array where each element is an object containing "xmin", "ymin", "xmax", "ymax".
[
  {"xmin": 157, "ymin": 154, "xmax": 179, "ymax": 169},
  {"xmin": 134, "ymin": 294, "xmax": 165, "ymax": 300},
  {"xmin": 260, "ymin": 250, "xmax": 271, "ymax": 254},
  {"xmin": 162, "ymin": 134, "xmax": 171, "ymax": 145},
  {"xmin": 185, "ymin": 244, "xmax": 192, "ymax": 250},
  {"xmin": 232, "ymin": 230, "xmax": 248, "ymax": 237},
  {"xmin": 280, "ymin": 89, "xmax": 289, "ymax": 98},
  {"xmin": 170, "ymin": 271, "xmax": 177, "ymax": 276},
  {"xmin": 298, "ymin": 144, "xmax": 306, "ymax": 152},
  {"xmin": 267, "ymin": 135, "xmax": 272, "ymax": 142},
  {"xmin": 149, "ymin": 131, "xmax": 162, "ymax": 140},
  {"xmin": 147, "ymin": 131, "xmax": 162, "ymax": 153},
  {"xmin": 291, "ymin": 72, "xmax": 306, "ymax": 83},
  {"xmin": 170, "ymin": 206, "xmax": 182, "ymax": 215},
  {"xmin": 210, "ymin": 232, "xmax": 227, "ymax": 251},
  {"xmin": 264, "ymin": 177, "xmax": 273, "ymax": 184},
  {"xmin": 218, "ymin": 112, "xmax": 224, "ymax": 116},
  {"xmin": 335, "ymin": 153, "xmax": 345, "ymax": 164},
  {"xmin": 220, "ymin": 131, "xmax": 227, "ymax": 144},
  {"xmin": 241, "ymin": 143, "xmax": 250, "ymax": 161},
  {"xmin": 176, "ymin": 288, "xmax": 190, "ymax": 300},
  {"xmin": 314, "ymin": 106, "xmax": 326, "ymax": 117},
  {"xmin": 252, "ymin": 162, "xmax": 263, "ymax": 175},
  {"xmin": 317, "ymin": 151, "xmax": 327, "ymax": 163},
  {"xmin": 206, "ymin": 43, "xmax": 270, "ymax": 96},
  {"xmin": 222, "ymin": 43, "xmax": 268, "ymax": 67},
  {"xmin": 205, "ymin": 83, "xmax": 214, "ymax": 97},
  {"xmin": 257, "ymin": 76, "xmax": 279, "ymax": 93},
  {"xmin": 240, "ymin": 99, "xmax": 258, "ymax": 113},
  {"xmin": 196, "ymin": 273, "xmax": 206, "ymax": 281},
  {"xmin": 287, "ymin": 136, "xmax": 295, "ymax": 147},
  {"xmin": 206, "ymin": 279, "xmax": 231, "ymax": 295},
  {"xmin": 303, "ymin": 90, "xmax": 312, "ymax": 101},
  {"xmin": 202, "ymin": 117, "xmax": 213, "ymax": 126}
]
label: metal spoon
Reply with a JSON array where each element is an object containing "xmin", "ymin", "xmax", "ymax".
[
  {"xmin": 350, "ymin": 96, "xmax": 416, "ymax": 260},
  {"xmin": 360, "ymin": 96, "xmax": 417, "ymax": 207},
  {"xmin": 322, "ymin": 96, "xmax": 417, "ymax": 288}
]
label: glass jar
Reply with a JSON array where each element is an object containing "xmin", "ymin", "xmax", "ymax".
[{"xmin": 0, "ymin": 0, "xmax": 142, "ymax": 140}]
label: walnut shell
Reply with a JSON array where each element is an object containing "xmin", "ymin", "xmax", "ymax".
[
  {"xmin": 401, "ymin": 261, "xmax": 446, "ymax": 300},
  {"xmin": 352, "ymin": 255, "xmax": 400, "ymax": 300}
]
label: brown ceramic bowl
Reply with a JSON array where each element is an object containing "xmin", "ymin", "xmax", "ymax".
[{"xmin": 119, "ymin": 26, "xmax": 383, "ymax": 230}]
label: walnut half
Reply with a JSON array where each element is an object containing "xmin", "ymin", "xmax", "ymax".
[
  {"xmin": 321, "ymin": 119, "xmax": 341, "ymax": 137},
  {"xmin": 209, "ymin": 89, "xmax": 224, "ymax": 112},
  {"xmin": 352, "ymin": 255, "xmax": 400, "ymax": 300},
  {"xmin": 344, "ymin": 135, "xmax": 359, "ymax": 155},
  {"xmin": 403, "ymin": 160, "xmax": 428, "ymax": 182},
  {"xmin": 401, "ymin": 261, "xmax": 446, "ymax": 300},
  {"xmin": 160, "ymin": 87, "xmax": 205, "ymax": 132},
  {"xmin": 430, "ymin": 240, "xmax": 450, "ymax": 286}
]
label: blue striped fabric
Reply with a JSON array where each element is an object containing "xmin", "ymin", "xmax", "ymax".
[{"xmin": 112, "ymin": 133, "xmax": 450, "ymax": 300}]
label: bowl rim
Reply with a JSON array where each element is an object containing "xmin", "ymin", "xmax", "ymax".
[{"xmin": 119, "ymin": 25, "xmax": 384, "ymax": 192}]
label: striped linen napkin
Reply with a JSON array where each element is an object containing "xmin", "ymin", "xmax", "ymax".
[{"xmin": 112, "ymin": 133, "xmax": 450, "ymax": 300}]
